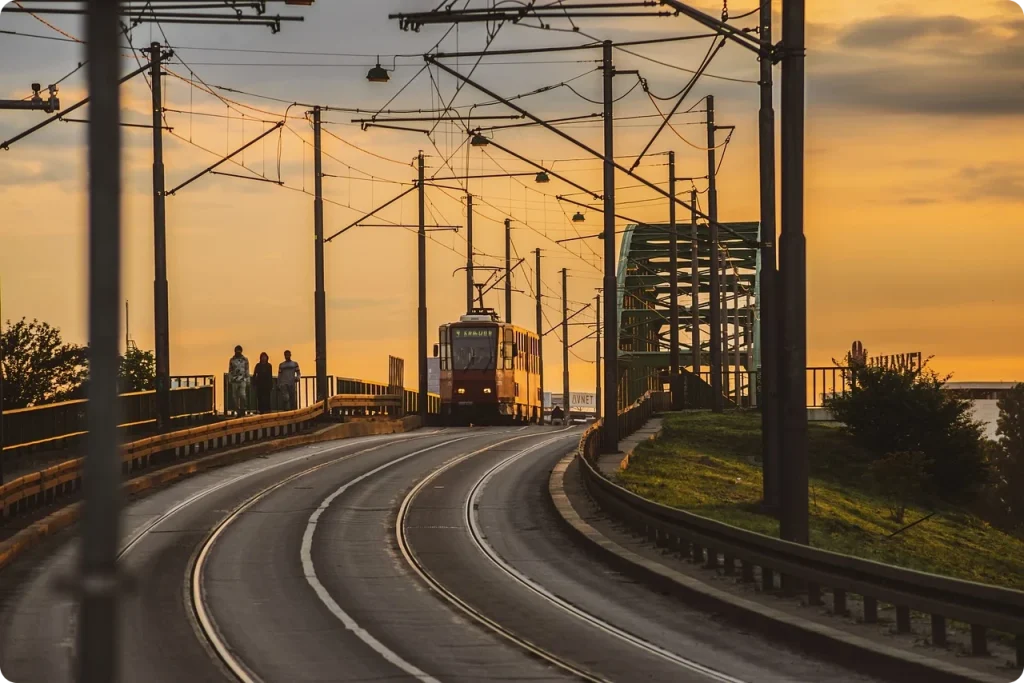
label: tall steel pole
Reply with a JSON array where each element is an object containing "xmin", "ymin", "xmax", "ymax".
[
  {"xmin": 759, "ymin": 0, "xmax": 781, "ymax": 511},
  {"xmin": 313, "ymin": 106, "xmax": 328, "ymax": 413},
  {"xmin": 535, "ymin": 248, "xmax": 544, "ymax": 414},
  {"xmin": 0, "ymin": 279, "xmax": 4, "ymax": 485},
  {"xmin": 668, "ymin": 151, "xmax": 680, "ymax": 408},
  {"xmin": 79, "ymin": 1, "xmax": 122, "ymax": 679},
  {"xmin": 690, "ymin": 189, "xmax": 700, "ymax": 376},
  {"xmin": 595, "ymin": 293, "xmax": 602, "ymax": 420},
  {"xmin": 150, "ymin": 43, "xmax": 171, "ymax": 432},
  {"xmin": 779, "ymin": 0, "xmax": 809, "ymax": 545},
  {"xmin": 504, "ymin": 218, "xmax": 512, "ymax": 323},
  {"xmin": 601, "ymin": 40, "xmax": 619, "ymax": 449},
  {"xmin": 418, "ymin": 151, "xmax": 428, "ymax": 420},
  {"xmin": 733, "ymin": 273, "xmax": 741, "ymax": 402},
  {"xmin": 562, "ymin": 268, "xmax": 570, "ymax": 416},
  {"xmin": 466, "ymin": 194, "xmax": 474, "ymax": 312},
  {"xmin": 706, "ymin": 95, "xmax": 723, "ymax": 412}
]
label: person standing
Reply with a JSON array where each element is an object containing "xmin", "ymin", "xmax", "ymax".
[
  {"xmin": 278, "ymin": 350, "xmax": 301, "ymax": 410},
  {"xmin": 253, "ymin": 352, "xmax": 274, "ymax": 414},
  {"xmin": 228, "ymin": 345, "xmax": 250, "ymax": 418}
]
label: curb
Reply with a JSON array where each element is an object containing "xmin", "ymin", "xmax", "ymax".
[
  {"xmin": 548, "ymin": 452, "xmax": 1007, "ymax": 683},
  {"xmin": 0, "ymin": 417, "xmax": 421, "ymax": 575}
]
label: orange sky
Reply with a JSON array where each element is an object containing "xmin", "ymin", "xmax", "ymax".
[{"xmin": 1, "ymin": 0, "xmax": 1022, "ymax": 393}]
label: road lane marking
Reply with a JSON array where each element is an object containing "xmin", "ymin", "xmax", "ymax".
[{"xmin": 468, "ymin": 445, "xmax": 749, "ymax": 683}]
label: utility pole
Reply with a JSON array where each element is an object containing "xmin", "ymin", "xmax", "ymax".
[
  {"xmin": 601, "ymin": 40, "xmax": 619, "ymax": 450},
  {"xmin": 691, "ymin": 189, "xmax": 700, "ymax": 377},
  {"xmin": 779, "ymin": 0, "xmax": 809, "ymax": 545},
  {"xmin": 668, "ymin": 151, "xmax": 680, "ymax": 409},
  {"xmin": 706, "ymin": 95, "xmax": 723, "ymax": 412},
  {"xmin": 466, "ymin": 194, "xmax": 474, "ymax": 312},
  {"xmin": 0, "ymin": 279, "xmax": 5, "ymax": 484},
  {"xmin": 79, "ymin": 1, "xmax": 122, "ymax": 678},
  {"xmin": 595, "ymin": 293, "xmax": 602, "ymax": 420},
  {"xmin": 418, "ymin": 151, "xmax": 428, "ymax": 420},
  {"xmin": 149, "ymin": 42, "xmax": 171, "ymax": 432},
  {"xmin": 721, "ymin": 255, "xmax": 729, "ymax": 401},
  {"xmin": 759, "ymin": 0, "xmax": 781, "ymax": 511},
  {"xmin": 733, "ymin": 273, "xmax": 741, "ymax": 402},
  {"xmin": 505, "ymin": 218, "xmax": 512, "ymax": 323},
  {"xmin": 562, "ymin": 268, "xmax": 570, "ymax": 418},
  {"xmin": 313, "ymin": 106, "xmax": 328, "ymax": 414},
  {"xmin": 535, "ymin": 249, "xmax": 544, "ymax": 415}
]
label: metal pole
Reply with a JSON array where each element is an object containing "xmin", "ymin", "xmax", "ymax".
[
  {"xmin": 722, "ymin": 256, "xmax": 729, "ymax": 401},
  {"xmin": 313, "ymin": 107, "xmax": 328, "ymax": 414},
  {"xmin": 779, "ymin": 0, "xmax": 809, "ymax": 545},
  {"xmin": 760, "ymin": 0, "xmax": 781, "ymax": 512},
  {"xmin": 562, "ymin": 268, "xmax": 570, "ymax": 418},
  {"xmin": 668, "ymin": 152, "xmax": 679, "ymax": 408},
  {"xmin": 733, "ymin": 273, "xmax": 741, "ymax": 403},
  {"xmin": 691, "ymin": 189, "xmax": 700, "ymax": 377},
  {"xmin": 505, "ymin": 218, "xmax": 512, "ymax": 323},
  {"xmin": 595, "ymin": 293, "xmax": 602, "ymax": 420},
  {"xmin": 0, "ymin": 278, "xmax": 5, "ymax": 484},
  {"xmin": 707, "ymin": 95, "xmax": 723, "ymax": 412},
  {"xmin": 418, "ymin": 152, "xmax": 428, "ymax": 420},
  {"xmin": 149, "ymin": 43, "xmax": 171, "ymax": 432},
  {"xmin": 79, "ymin": 0, "xmax": 122, "ymax": 678},
  {"xmin": 601, "ymin": 40, "xmax": 619, "ymax": 450},
  {"xmin": 466, "ymin": 194, "xmax": 474, "ymax": 312},
  {"xmin": 535, "ymin": 248, "xmax": 544, "ymax": 417}
]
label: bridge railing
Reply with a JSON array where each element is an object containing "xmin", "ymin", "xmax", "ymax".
[
  {"xmin": 336, "ymin": 377, "xmax": 440, "ymax": 416},
  {"xmin": 574, "ymin": 396, "xmax": 1024, "ymax": 665},
  {"xmin": 0, "ymin": 392, "xmax": 419, "ymax": 523}
]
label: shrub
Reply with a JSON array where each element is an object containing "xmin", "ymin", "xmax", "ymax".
[
  {"xmin": 987, "ymin": 384, "xmax": 1024, "ymax": 527},
  {"xmin": 825, "ymin": 365, "xmax": 988, "ymax": 503},
  {"xmin": 868, "ymin": 451, "xmax": 931, "ymax": 523}
]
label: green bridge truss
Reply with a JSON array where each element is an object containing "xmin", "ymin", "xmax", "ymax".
[{"xmin": 614, "ymin": 221, "xmax": 761, "ymax": 408}]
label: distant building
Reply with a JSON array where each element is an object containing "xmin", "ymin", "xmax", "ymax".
[{"xmin": 944, "ymin": 382, "xmax": 1019, "ymax": 440}]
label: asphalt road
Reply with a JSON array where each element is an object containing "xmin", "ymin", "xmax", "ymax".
[{"xmin": 0, "ymin": 425, "xmax": 882, "ymax": 682}]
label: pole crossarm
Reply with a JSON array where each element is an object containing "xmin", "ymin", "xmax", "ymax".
[
  {"xmin": 391, "ymin": 4, "xmax": 673, "ymax": 32},
  {"xmin": 166, "ymin": 120, "xmax": 283, "ymax": 196},
  {"xmin": 324, "ymin": 184, "xmax": 418, "ymax": 242},
  {"xmin": 482, "ymin": 258, "xmax": 526, "ymax": 296},
  {"xmin": 656, "ymin": 0, "xmax": 767, "ymax": 57},
  {"xmin": 1, "ymin": 56, "xmax": 161, "ymax": 150},
  {"xmin": 426, "ymin": 56, "xmax": 758, "ymax": 248},
  {"xmin": 546, "ymin": 302, "xmax": 591, "ymax": 338},
  {"xmin": 480, "ymin": 137, "xmax": 601, "ymax": 200}
]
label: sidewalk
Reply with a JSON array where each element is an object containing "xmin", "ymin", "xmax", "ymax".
[{"xmin": 596, "ymin": 417, "xmax": 662, "ymax": 478}]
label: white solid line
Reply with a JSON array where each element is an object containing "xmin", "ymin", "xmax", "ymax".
[
  {"xmin": 300, "ymin": 436, "xmax": 474, "ymax": 683},
  {"xmin": 468, "ymin": 445, "xmax": 749, "ymax": 683}
]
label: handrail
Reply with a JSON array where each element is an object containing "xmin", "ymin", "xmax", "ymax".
[{"xmin": 573, "ymin": 398, "xmax": 1024, "ymax": 660}]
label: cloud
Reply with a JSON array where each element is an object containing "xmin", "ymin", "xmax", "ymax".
[
  {"xmin": 956, "ymin": 162, "xmax": 1024, "ymax": 201},
  {"xmin": 809, "ymin": 14, "xmax": 1024, "ymax": 116}
]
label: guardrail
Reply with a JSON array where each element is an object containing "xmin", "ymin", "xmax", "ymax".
[
  {"xmin": 336, "ymin": 377, "xmax": 440, "ymax": 416},
  {"xmin": 575, "ymin": 400, "xmax": 1024, "ymax": 666},
  {"xmin": 0, "ymin": 392, "xmax": 409, "ymax": 523},
  {"xmin": 2, "ymin": 382, "xmax": 215, "ymax": 454}
]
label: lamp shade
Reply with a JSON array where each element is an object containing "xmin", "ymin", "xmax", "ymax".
[
  {"xmin": 367, "ymin": 62, "xmax": 390, "ymax": 83},
  {"xmin": 470, "ymin": 134, "xmax": 490, "ymax": 147},
  {"xmin": 572, "ymin": 211, "xmax": 585, "ymax": 222},
  {"xmin": 534, "ymin": 171, "xmax": 550, "ymax": 183}
]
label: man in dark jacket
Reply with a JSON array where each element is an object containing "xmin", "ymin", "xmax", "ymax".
[{"xmin": 252, "ymin": 352, "xmax": 274, "ymax": 414}]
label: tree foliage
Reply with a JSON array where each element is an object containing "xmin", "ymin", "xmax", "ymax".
[
  {"xmin": 825, "ymin": 364, "xmax": 989, "ymax": 502},
  {"xmin": 868, "ymin": 451, "xmax": 931, "ymax": 523},
  {"xmin": 988, "ymin": 383, "xmax": 1024, "ymax": 527},
  {"xmin": 1, "ymin": 317, "xmax": 88, "ymax": 409},
  {"xmin": 118, "ymin": 347, "xmax": 156, "ymax": 393}
]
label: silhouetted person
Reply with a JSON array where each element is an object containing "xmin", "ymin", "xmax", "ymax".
[
  {"xmin": 278, "ymin": 350, "xmax": 301, "ymax": 410},
  {"xmin": 551, "ymin": 405, "xmax": 564, "ymax": 426},
  {"xmin": 253, "ymin": 352, "xmax": 273, "ymax": 414},
  {"xmin": 228, "ymin": 345, "xmax": 250, "ymax": 418}
]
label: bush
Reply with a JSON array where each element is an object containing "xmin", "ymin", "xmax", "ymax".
[
  {"xmin": 987, "ymin": 384, "xmax": 1024, "ymax": 527},
  {"xmin": 825, "ymin": 365, "xmax": 988, "ymax": 503},
  {"xmin": 868, "ymin": 451, "xmax": 931, "ymax": 523}
]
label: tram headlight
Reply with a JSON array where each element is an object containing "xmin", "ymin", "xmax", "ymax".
[
  {"xmin": 482, "ymin": 387, "xmax": 492, "ymax": 394},
  {"xmin": 457, "ymin": 387, "xmax": 466, "ymax": 394}
]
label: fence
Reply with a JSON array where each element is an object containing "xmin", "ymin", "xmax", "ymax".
[
  {"xmin": 681, "ymin": 368, "xmax": 852, "ymax": 409},
  {"xmin": 2, "ymin": 380, "xmax": 215, "ymax": 453},
  {"xmin": 574, "ymin": 400, "xmax": 1024, "ymax": 667},
  {"xmin": 336, "ymin": 377, "xmax": 440, "ymax": 416},
  {"xmin": 221, "ymin": 373, "xmax": 335, "ymax": 415}
]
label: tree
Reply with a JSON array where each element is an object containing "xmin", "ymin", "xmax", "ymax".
[
  {"xmin": 869, "ymin": 451, "xmax": 931, "ymax": 523},
  {"xmin": 1, "ymin": 318, "xmax": 89, "ymax": 409},
  {"xmin": 118, "ymin": 347, "xmax": 156, "ymax": 393},
  {"xmin": 989, "ymin": 384, "xmax": 1024, "ymax": 526},
  {"xmin": 825, "ymin": 364, "xmax": 989, "ymax": 503}
]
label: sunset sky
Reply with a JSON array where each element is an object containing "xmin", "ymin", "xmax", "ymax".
[{"xmin": 1, "ymin": 0, "xmax": 1022, "ymax": 396}]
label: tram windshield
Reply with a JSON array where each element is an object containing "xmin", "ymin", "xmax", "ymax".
[{"xmin": 451, "ymin": 327, "xmax": 497, "ymax": 371}]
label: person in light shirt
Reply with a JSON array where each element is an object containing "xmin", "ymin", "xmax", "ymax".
[
  {"xmin": 228, "ymin": 345, "xmax": 250, "ymax": 417},
  {"xmin": 278, "ymin": 350, "xmax": 301, "ymax": 410}
]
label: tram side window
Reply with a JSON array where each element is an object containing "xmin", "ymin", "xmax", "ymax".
[
  {"xmin": 438, "ymin": 326, "xmax": 451, "ymax": 370},
  {"xmin": 503, "ymin": 327, "xmax": 514, "ymax": 370}
]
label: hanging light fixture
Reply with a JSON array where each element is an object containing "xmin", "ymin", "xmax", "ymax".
[
  {"xmin": 470, "ymin": 133, "xmax": 490, "ymax": 147},
  {"xmin": 534, "ymin": 171, "xmax": 550, "ymax": 184},
  {"xmin": 572, "ymin": 211, "xmax": 585, "ymax": 222},
  {"xmin": 366, "ymin": 56, "xmax": 390, "ymax": 83}
]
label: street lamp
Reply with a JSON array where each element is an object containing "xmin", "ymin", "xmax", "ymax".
[
  {"xmin": 572, "ymin": 211, "xmax": 585, "ymax": 223},
  {"xmin": 534, "ymin": 170, "xmax": 550, "ymax": 184},
  {"xmin": 366, "ymin": 57, "xmax": 390, "ymax": 83},
  {"xmin": 471, "ymin": 133, "xmax": 490, "ymax": 146}
]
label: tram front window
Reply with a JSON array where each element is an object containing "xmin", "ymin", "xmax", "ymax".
[{"xmin": 452, "ymin": 328, "xmax": 496, "ymax": 371}]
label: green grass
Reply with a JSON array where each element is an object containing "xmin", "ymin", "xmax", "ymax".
[{"xmin": 617, "ymin": 411, "xmax": 1024, "ymax": 591}]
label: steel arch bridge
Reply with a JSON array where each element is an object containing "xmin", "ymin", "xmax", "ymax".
[{"xmin": 614, "ymin": 221, "xmax": 761, "ymax": 408}]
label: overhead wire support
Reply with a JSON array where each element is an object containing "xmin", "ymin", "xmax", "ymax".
[
  {"xmin": 324, "ymin": 184, "xmax": 419, "ymax": 242},
  {"xmin": 166, "ymin": 120, "xmax": 284, "ymax": 195}
]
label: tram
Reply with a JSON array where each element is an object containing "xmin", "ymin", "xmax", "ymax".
[{"xmin": 434, "ymin": 308, "xmax": 542, "ymax": 425}]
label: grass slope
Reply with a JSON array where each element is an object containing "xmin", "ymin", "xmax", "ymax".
[{"xmin": 617, "ymin": 411, "xmax": 1024, "ymax": 591}]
